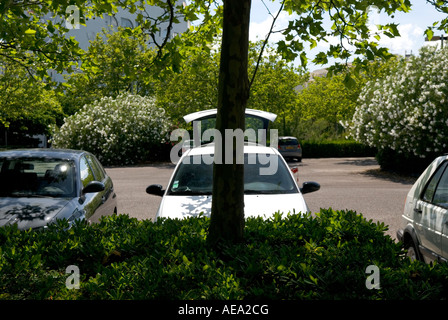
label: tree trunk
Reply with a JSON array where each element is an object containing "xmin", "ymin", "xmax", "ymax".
[{"xmin": 208, "ymin": 0, "xmax": 251, "ymax": 246}]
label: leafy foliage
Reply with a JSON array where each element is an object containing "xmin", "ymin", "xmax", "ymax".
[
  {"xmin": 0, "ymin": 0, "xmax": 189, "ymax": 81},
  {"xmin": 154, "ymin": 40, "xmax": 220, "ymax": 125},
  {"xmin": 154, "ymin": 40, "xmax": 306, "ymax": 129},
  {"xmin": 1, "ymin": 209, "xmax": 448, "ymax": 300},
  {"xmin": 1, "ymin": 0, "xmax": 113, "ymax": 79},
  {"xmin": 248, "ymin": 43, "xmax": 306, "ymax": 136},
  {"xmin": 425, "ymin": 0, "xmax": 448, "ymax": 41},
  {"xmin": 0, "ymin": 56, "xmax": 64, "ymax": 134},
  {"xmin": 298, "ymin": 74, "xmax": 361, "ymax": 124},
  {"xmin": 51, "ymin": 93, "xmax": 172, "ymax": 166},
  {"xmin": 275, "ymin": 0, "xmax": 412, "ymax": 77},
  {"xmin": 292, "ymin": 71, "xmax": 365, "ymax": 141},
  {"xmin": 60, "ymin": 28, "xmax": 158, "ymax": 116}
]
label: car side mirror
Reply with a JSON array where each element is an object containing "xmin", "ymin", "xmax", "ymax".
[
  {"xmin": 146, "ymin": 184, "xmax": 164, "ymax": 197},
  {"xmin": 82, "ymin": 181, "xmax": 105, "ymax": 194},
  {"xmin": 300, "ymin": 181, "xmax": 320, "ymax": 194}
]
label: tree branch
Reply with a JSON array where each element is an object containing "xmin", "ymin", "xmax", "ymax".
[
  {"xmin": 426, "ymin": 0, "xmax": 448, "ymax": 13},
  {"xmin": 0, "ymin": 52, "xmax": 36, "ymax": 80},
  {"xmin": 249, "ymin": 0, "xmax": 285, "ymax": 89},
  {"xmin": 156, "ymin": 0, "xmax": 174, "ymax": 58}
]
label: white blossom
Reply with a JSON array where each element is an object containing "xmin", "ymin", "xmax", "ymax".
[
  {"xmin": 51, "ymin": 93, "xmax": 172, "ymax": 165},
  {"xmin": 348, "ymin": 46, "xmax": 448, "ymax": 158}
]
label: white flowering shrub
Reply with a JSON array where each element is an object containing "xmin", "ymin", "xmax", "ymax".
[
  {"xmin": 350, "ymin": 46, "xmax": 448, "ymax": 161},
  {"xmin": 51, "ymin": 93, "xmax": 172, "ymax": 165}
]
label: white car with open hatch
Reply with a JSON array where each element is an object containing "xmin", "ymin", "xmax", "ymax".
[{"xmin": 146, "ymin": 143, "xmax": 319, "ymax": 220}]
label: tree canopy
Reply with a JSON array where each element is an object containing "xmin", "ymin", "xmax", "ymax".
[
  {"xmin": 0, "ymin": 0, "xmax": 188, "ymax": 81},
  {"xmin": 0, "ymin": 55, "xmax": 63, "ymax": 135},
  {"xmin": 59, "ymin": 27, "xmax": 157, "ymax": 115}
]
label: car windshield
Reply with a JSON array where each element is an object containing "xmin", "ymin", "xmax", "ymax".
[
  {"xmin": 168, "ymin": 153, "xmax": 298, "ymax": 195},
  {"xmin": 0, "ymin": 157, "xmax": 76, "ymax": 198}
]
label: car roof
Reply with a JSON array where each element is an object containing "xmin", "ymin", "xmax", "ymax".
[
  {"xmin": 279, "ymin": 136, "xmax": 298, "ymax": 140},
  {"xmin": 185, "ymin": 143, "xmax": 278, "ymax": 157},
  {"xmin": 0, "ymin": 148, "xmax": 88, "ymax": 161}
]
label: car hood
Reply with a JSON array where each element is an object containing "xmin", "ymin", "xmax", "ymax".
[
  {"xmin": 0, "ymin": 197, "xmax": 71, "ymax": 230},
  {"xmin": 156, "ymin": 194, "xmax": 309, "ymax": 220}
]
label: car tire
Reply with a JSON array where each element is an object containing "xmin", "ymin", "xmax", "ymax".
[{"xmin": 404, "ymin": 238, "xmax": 421, "ymax": 262}]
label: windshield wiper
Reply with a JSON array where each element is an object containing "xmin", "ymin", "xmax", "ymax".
[
  {"xmin": 244, "ymin": 189, "xmax": 282, "ymax": 194},
  {"xmin": 244, "ymin": 189, "xmax": 263, "ymax": 194},
  {"xmin": 9, "ymin": 193, "xmax": 56, "ymax": 198},
  {"xmin": 169, "ymin": 190, "xmax": 212, "ymax": 196}
]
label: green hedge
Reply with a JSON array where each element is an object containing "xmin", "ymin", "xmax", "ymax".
[
  {"xmin": 1, "ymin": 209, "xmax": 447, "ymax": 300},
  {"xmin": 375, "ymin": 147, "xmax": 436, "ymax": 175},
  {"xmin": 302, "ymin": 140, "xmax": 376, "ymax": 158}
]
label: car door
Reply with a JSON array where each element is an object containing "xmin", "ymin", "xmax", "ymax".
[
  {"xmin": 85, "ymin": 154, "xmax": 116, "ymax": 216},
  {"xmin": 79, "ymin": 155, "xmax": 105, "ymax": 219},
  {"xmin": 431, "ymin": 164, "xmax": 448, "ymax": 260},
  {"xmin": 417, "ymin": 161, "xmax": 448, "ymax": 259},
  {"xmin": 442, "ymin": 214, "xmax": 448, "ymax": 260}
]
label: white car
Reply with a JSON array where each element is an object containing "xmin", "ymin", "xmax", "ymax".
[
  {"xmin": 146, "ymin": 144, "xmax": 320, "ymax": 220},
  {"xmin": 397, "ymin": 154, "xmax": 448, "ymax": 263}
]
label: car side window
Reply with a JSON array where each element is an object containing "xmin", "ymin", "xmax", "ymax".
[
  {"xmin": 422, "ymin": 162, "xmax": 448, "ymax": 204},
  {"xmin": 433, "ymin": 165, "xmax": 448, "ymax": 208},
  {"xmin": 86, "ymin": 155, "xmax": 105, "ymax": 182},
  {"xmin": 80, "ymin": 156, "xmax": 95, "ymax": 188}
]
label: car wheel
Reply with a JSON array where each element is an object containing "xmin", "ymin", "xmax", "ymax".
[{"xmin": 404, "ymin": 238, "xmax": 421, "ymax": 262}]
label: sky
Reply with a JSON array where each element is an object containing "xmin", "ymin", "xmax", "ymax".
[{"xmin": 248, "ymin": 0, "xmax": 447, "ymax": 71}]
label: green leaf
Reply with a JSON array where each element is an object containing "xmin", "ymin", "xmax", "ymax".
[
  {"xmin": 47, "ymin": 22, "xmax": 55, "ymax": 33},
  {"xmin": 425, "ymin": 28, "xmax": 434, "ymax": 41},
  {"xmin": 388, "ymin": 23, "xmax": 401, "ymax": 37},
  {"xmin": 300, "ymin": 52, "xmax": 308, "ymax": 67},
  {"xmin": 25, "ymin": 29, "xmax": 36, "ymax": 35},
  {"xmin": 309, "ymin": 275, "xmax": 318, "ymax": 285},
  {"xmin": 343, "ymin": 73, "xmax": 357, "ymax": 88},
  {"xmin": 182, "ymin": 255, "xmax": 190, "ymax": 264}
]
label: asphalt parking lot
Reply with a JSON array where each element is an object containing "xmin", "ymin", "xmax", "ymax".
[
  {"xmin": 104, "ymin": 157, "xmax": 417, "ymax": 240},
  {"xmin": 293, "ymin": 157, "xmax": 417, "ymax": 240}
]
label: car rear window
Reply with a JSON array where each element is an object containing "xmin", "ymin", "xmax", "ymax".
[{"xmin": 279, "ymin": 138, "xmax": 298, "ymax": 146}]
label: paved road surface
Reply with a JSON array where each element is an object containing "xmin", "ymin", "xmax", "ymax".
[
  {"xmin": 100, "ymin": 163, "xmax": 175, "ymax": 222},
  {"xmin": 295, "ymin": 158, "xmax": 416, "ymax": 240},
  {"xmin": 104, "ymin": 157, "xmax": 417, "ymax": 240}
]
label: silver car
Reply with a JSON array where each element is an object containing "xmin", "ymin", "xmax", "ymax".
[
  {"xmin": 278, "ymin": 136, "xmax": 302, "ymax": 162},
  {"xmin": 397, "ymin": 154, "xmax": 448, "ymax": 263},
  {"xmin": 0, "ymin": 149, "xmax": 117, "ymax": 230}
]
